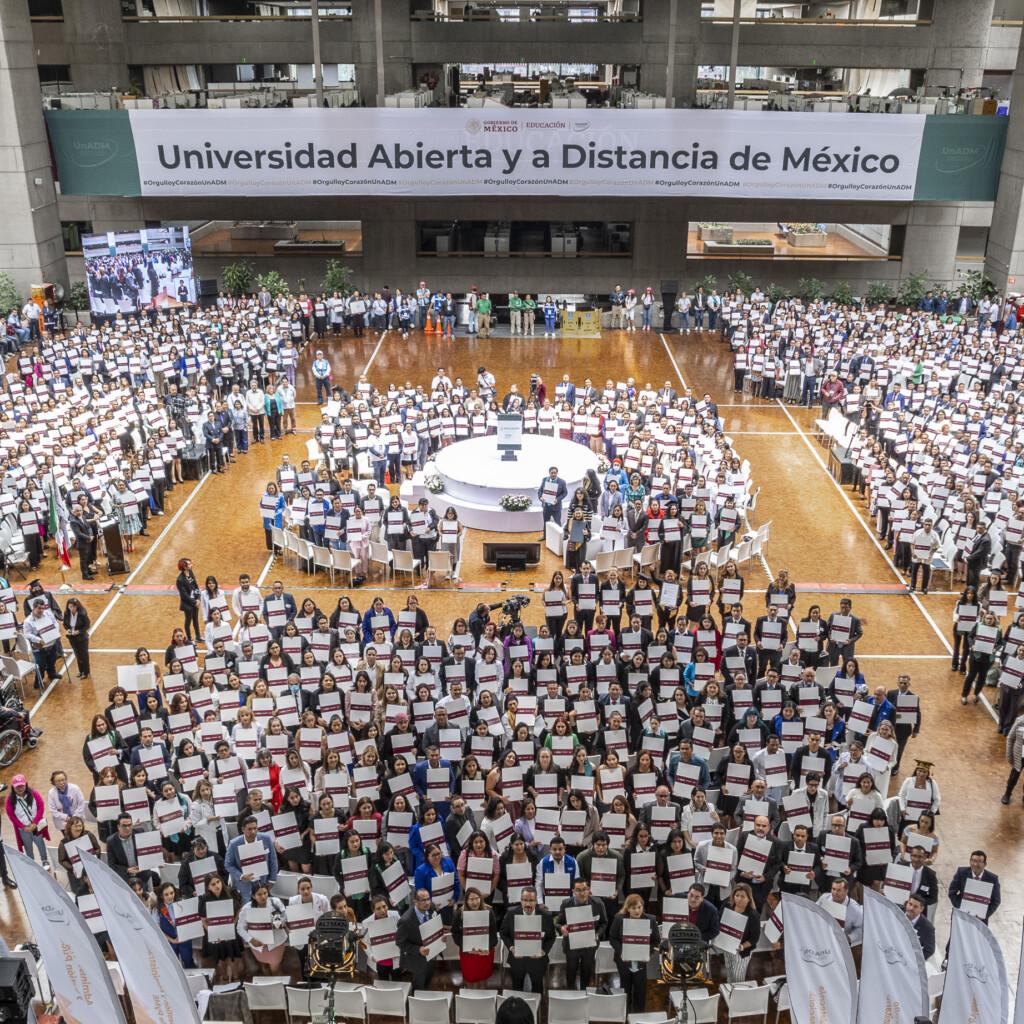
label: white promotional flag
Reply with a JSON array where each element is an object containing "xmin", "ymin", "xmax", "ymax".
[
  {"xmin": 782, "ymin": 893, "xmax": 857, "ymax": 1024},
  {"xmin": 5, "ymin": 846, "xmax": 128, "ymax": 1024},
  {"xmin": 80, "ymin": 850, "xmax": 201, "ymax": 1024},
  {"xmin": 1015, "ymin": 923, "xmax": 1024, "ymax": 1024},
  {"xmin": 940, "ymin": 909, "xmax": 1009, "ymax": 1024},
  {"xmin": 856, "ymin": 888, "xmax": 929, "ymax": 1023}
]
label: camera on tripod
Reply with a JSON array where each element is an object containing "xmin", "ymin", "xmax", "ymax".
[{"xmin": 502, "ymin": 595, "xmax": 530, "ymax": 621}]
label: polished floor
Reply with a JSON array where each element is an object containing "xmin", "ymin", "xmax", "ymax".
[{"xmin": 2, "ymin": 324, "xmax": 1020, "ymax": 1006}]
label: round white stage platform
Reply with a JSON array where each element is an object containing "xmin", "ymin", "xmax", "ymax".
[{"xmin": 427, "ymin": 435, "xmax": 600, "ymax": 531}]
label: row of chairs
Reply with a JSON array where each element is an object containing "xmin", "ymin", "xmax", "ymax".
[{"xmin": 270, "ymin": 526, "xmax": 460, "ymax": 585}]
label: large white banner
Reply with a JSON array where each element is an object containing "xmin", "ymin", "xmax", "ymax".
[
  {"xmin": 941, "ymin": 910, "xmax": 1009, "ymax": 1024},
  {"xmin": 857, "ymin": 888, "xmax": 929, "ymax": 1023},
  {"xmin": 80, "ymin": 850, "xmax": 201, "ymax": 1024},
  {"xmin": 128, "ymin": 108, "xmax": 923, "ymax": 200},
  {"xmin": 782, "ymin": 893, "xmax": 858, "ymax": 1024},
  {"xmin": 1015, "ymin": 922, "xmax": 1024, "ymax": 1024},
  {"xmin": 5, "ymin": 846, "xmax": 129, "ymax": 1024}
]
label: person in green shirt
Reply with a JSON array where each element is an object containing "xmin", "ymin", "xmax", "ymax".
[
  {"xmin": 476, "ymin": 293, "xmax": 492, "ymax": 338},
  {"xmin": 522, "ymin": 294, "xmax": 537, "ymax": 336},
  {"xmin": 509, "ymin": 291, "xmax": 523, "ymax": 335}
]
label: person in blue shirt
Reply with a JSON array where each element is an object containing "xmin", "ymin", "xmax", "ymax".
[
  {"xmin": 666, "ymin": 738, "xmax": 710, "ymax": 792},
  {"xmin": 542, "ymin": 295, "xmax": 558, "ymax": 337},
  {"xmin": 361, "ymin": 597, "xmax": 396, "ymax": 642},
  {"xmin": 260, "ymin": 482, "xmax": 284, "ymax": 551},
  {"xmin": 412, "ymin": 746, "xmax": 457, "ymax": 822},
  {"xmin": 603, "ymin": 458, "xmax": 628, "ymax": 492},
  {"xmin": 225, "ymin": 815, "xmax": 279, "ymax": 903},
  {"xmin": 311, "ymin": 351, "xmax": 332, "ymax": 405},
  {"xmin": 918, "ymin": 291, "xmax": 935, "ymax": 313}
]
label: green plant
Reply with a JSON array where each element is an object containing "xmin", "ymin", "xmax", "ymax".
[
  {"xmin": 866, "ymin": 281, "xmax": 892, "ymax": 305},
  {"xmin": 254, "ymin": 270, "xmax": 289, "ymax": 297},
  {"xmin": 797, "ymin": 277, "xmax": 826, "ymax": 301},
  {"xmin": 789, "ymin": 223, "xmax": 824, "ymax": 234},
  {"xmin": 66, "ymin": 281, "xmax": 91, "ymax": 312},
  {"xmin": 831, "ymin": 281, "xmax": 854, "ymax": 306},
  {"xmin": 694, "ymin": 273, "xmax": 718, "ymax": 293},
  {"xmin": 727, "ymin": 271, "xmax": 754, "ymax": 294},
  {"xmin": 0, "ymin": 272, "xmax": 20, "ymax": 314},
  {"xmin": 896, "ymin": 270, "xmax": 929, "ymax": 309},
  {"xmin": 499, "ymin": 494, "xmax": 532, "ymax": 512},
  {"xmin": 321, "ymin": 259, "xmax": 354, "ymax": 296},
  {"xmin": 962, "ymin": 268, "xmax": 997, "ymax": 302},
  {"xmin": 733, "ymin": 238, "xmax": 774, "ymax": 246},
  {"xmin": 765, "ymin": 282, "xmax": 787, "ymax": 303},
  {"xmin": 221, "ymin": 260, "xmax": 254, "ymax": 297}
]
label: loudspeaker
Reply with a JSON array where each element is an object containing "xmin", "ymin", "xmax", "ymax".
[
  {"xmin": 0, "ymin": 959, "xmax": 33, "ymax": 1023},
  {"xmin": 496, "ymin": 551, "xmax": 527, "ymax": 572},
  {"xmin": 660, "ymin": 279, "xmax": 679, "ymax": 331}
]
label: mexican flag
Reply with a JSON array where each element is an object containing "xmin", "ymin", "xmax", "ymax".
[{"xmin": 46, "ymin": 486, "xmax": 72, "ymax": 571}]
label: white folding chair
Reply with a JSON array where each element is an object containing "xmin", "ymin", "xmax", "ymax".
[
  {"xmin": 332, "ymin": 985, "xmax": 367, "ymax": 1023},
  {"xmin": 244, "ymin": 980, "xmax": 288, "ymax": 1016},
  {"xmin": 587, "ymin": 990, "xmax": 627, "ymax": 1023},
  {"xmin": 282, "ymin": 529, "xmax": 301, "ymax": 568},
  {"xmin": 613, "ymin": 547, "xmax": 634, "ymax": 573},
  {"xmin": 313, "ymin": 544, "xmax": 335, "ymax": 582},
  {"xmin": 632, "ymin": 542, "xmax": 660, "ymax": 578},
  {"xmin": 671, "ymin": 991, "xmax": 720, "ymax": 1024},
  {"xmin": 270, "ymin": 525, "xmax": 287, "ymax": 553},
  {"xmin": 331, "ymin": 547, "xmax": 356, "ymax": 586},
  {"xmin": 593, "ymin": 548, "xmax": 615, "ymax": 574},
  {"xmin": 549, "ymin": 991, "xmax": 590, "ymax": 1024},
  {"xmin": 286, "ymin": 985, "xmax": 328, "ymax": 1021},
  {"xmin": 0, "ymin": 654, "xmax": 37, "ymax": 699},
  {"xmin": 369, "ymin": 540, "xmax": 393, "ymax": 579},
  {"xmin": 720, "ymin": 982, "xmax": 770, "ymax": 1023},
  {"xmin": 297, "ymin": 537, "xmax": 317, "ymax": 573},
  {"xmin": 365, "ymin": 983, "xmax": 409, "ymax": 1021},
  {"xmin": 626, "ymin": 1017, "xmax": 673, "ymax": 1024},
  {"xmin": 427, "ymin": 548, "xmax": 454, "ymax": 582},
  {"xmin": 455, "ymin": 991, "xmax": 497, "ymax": 1024},
  {"xmin": 409, "ymin": 994, "xmax": 451, "ymax": 1024},
  {"xmin": 159, "ymin": 863, "xmax": 180, "ymax": 886},
  {"xmin": 184, "ymin": 971, "xmax": 210, "ymax": 999},
  {"xmin": 595, "ymin": 941, "xmax": 617, "ymax": 977},
  {"xmin": 392, "ymin": 547, "xmax": 421, "ymax": 583},
  {"xmin": 271, "ymin": 870, "xmax": 301, "ymax": 898},
  {"xmin": 305, "ymin": 437, "xmax": 323, "ymax": 464}
]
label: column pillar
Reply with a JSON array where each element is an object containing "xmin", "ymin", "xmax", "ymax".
[
  {"xmin": 985, "ymin": 27, "xmax": 1024, "ymax": 291},
  {"xmin": 0, "ymin": 0, "xmax": 66, "ymax": 296},
  {"xmin": 902, "ymin": 204, "xmax": 960, "ymax": 287}
]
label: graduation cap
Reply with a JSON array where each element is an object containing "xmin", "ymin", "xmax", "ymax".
[{"xmin": 913, "ymin": 759, "xmax": 934, "ymax": 772}]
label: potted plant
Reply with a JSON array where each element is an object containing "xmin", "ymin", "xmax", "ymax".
[
  {"xmin": 787, "ymin": 223, "xmax": 828, "ymax": 247},
  {"xmin": 499, "ymin": 494, "xmax": 532, "ymax": 512},
  {"xmin": 697, "ymin": 222, "xmax": 734, "ymax": 244},
  {"xmin": 65, "ymin": 280, "xmax": 92, "ymax": 324}
]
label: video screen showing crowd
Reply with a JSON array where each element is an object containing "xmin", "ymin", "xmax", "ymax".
[{"xmin": 83, "ymin": 226, "xmax": 196, "ymax": 317}]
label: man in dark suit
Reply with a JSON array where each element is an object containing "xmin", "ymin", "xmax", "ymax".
[
  {"xmin": 734, "ymin": 814, "xmax": 783, "ymax": 910},
  {"xmin": 825, "ymin": 598, "xmax": 864, "ymax": 667},
  {"xmin": 815, "ymin": 813, "xmax": 864, "ymax": 893},
  {"xmin": 556, "ymin": 877, "xmax": 609, "ymax": 991},
  {"xmin": 570, "ymin": 561, "xmax": 599, "ymax": 632},
  {"xmin": 777, "ymin": 824, "xmax": 820, "ymax": 896},
  {"xmin": 396, "ymin": 888, "xmax": 439, "ymax": 992},
  {"xmin": 537, "ymin": 466, "xmax": 568, "ymax": 541},
  {"xmin": 129, "ymin": 727, "xmax": 171, "ymax": 773},
  {"xmin": 105, "ymin": 814, "xmax": 160, "ymax": 890},
  {"xmin": 886, "ymin": 674, "xmax": 921, "ymax": 771},
  {"xmin": 68, "ymin": 507, "xmax": 97, "ymax": 580},
  {"xmin": 905, "ymin": 892, "xmax": 936, "ymax": 959},
  {"xmin": 948, "ymin": 851, "xmax": 1001, "ymax": 922},
  {"xmin": 411, "ymin": 745, "xmax": 456, "ymax": 820},
  {"xmin": 499, "ymin": 887, "xmax": 557, "ymax": 994},
  {"xmin": 626, "ymin": 500, "xmax": 649, "ymax": 552},
  {"xmin": 262, "ymin": 580, "xmax": 297, "ymax": 639},
  {"xmin": 905, "ymin": 845, "xmax": 939, "ymax": 907},
  {"xmin": 721, "ymin": 634, "xmax": 758, "ymax": 685},
  {"xmin": 684, "ymin": 883, "xmax": 720, "ymax": 942},
  {"xmin": 965, "ymin": 524, "xmax": 992, "ymax": 588}
]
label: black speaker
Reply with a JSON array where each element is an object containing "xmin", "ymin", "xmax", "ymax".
[
  {"xmin": 0, "ymin": 959, "xmax": 33, "ymax": 1023},
  {"xmin": 660, "ymin": 279, "xmax": 679, "ymax": 331}
]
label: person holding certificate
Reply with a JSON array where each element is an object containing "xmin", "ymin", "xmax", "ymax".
[
  {"xmin": 451, "ymin": 887, "xmax": 499, "ymax": 986},
  {"xmin": 556, "ymin": 876, "xmax": 608, "ymax": 991},
  {"xmin": 499, "ymin": 886, "xmax": 557, "ymax": 993},
  {"xmin": 609, "ymin": 893, "xmax": 659, "ymax": 1011}
]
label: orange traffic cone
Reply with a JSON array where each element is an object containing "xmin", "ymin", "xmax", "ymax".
[{"xmin": 425, "ymin": 311, "xmax": 434, "ymax": 333}]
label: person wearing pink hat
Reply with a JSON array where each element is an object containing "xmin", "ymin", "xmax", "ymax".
[{"xmin": 4, "ymin": 774, "xmax": 50, "ymax": 869}]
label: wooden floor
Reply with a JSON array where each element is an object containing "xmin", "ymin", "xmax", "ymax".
[{"xmin": 2, "ymin": 325, "xmax": 1021, "ymax": 1001}]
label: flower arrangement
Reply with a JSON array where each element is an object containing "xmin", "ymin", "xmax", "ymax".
[
  {"xmin": 424, "ymin": 474, "xmax": 445, "ymax": 494},
  {"xmin": 499, "ymin": 494, "xmax": 532, "ymax": 512},
  {"xmin": 789, "ymin": 223, "xmax": 824, "ymax": 234},
  {"xmin": 597, "ymin": 456, "xmax": 610, "ymax": 473}
]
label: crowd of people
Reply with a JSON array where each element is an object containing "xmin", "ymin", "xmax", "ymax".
[
  {"xmin": 723, "ymin": 287, "xmax": 1024, "ymax": 751},
  {"xmin": 0, "ymin": 280, "xmax": 1015, "ymax": 1011}
]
